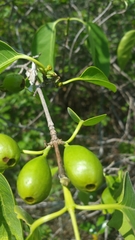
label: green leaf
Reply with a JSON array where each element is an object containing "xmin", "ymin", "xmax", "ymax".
[
  {"xmin": 83, "ymin": 114, "xmax": 106, "ymax": 126},
  {"xmin": 14, "ymin": 206, "xmax": 41, "ymax": 240},
  {"xmin": 101, "ymin": 187, "xmax": 116, "ymax": 214},
  {"xmin": 0, "ymin": 204, "xmax": 13, "ymax": 240},
  {"xmin": 31, "ymin": 22, "xmax": 57, "ymax": 70},
  {"xmin": 0, "ymin": 41, "xmax": 20, "ymax": 73},
  {"xmin": 108, "ymin": 210, "xmax": 135, "ymax": 240},
  {"xmin": 80, "ymin": 67, "xmax": 114, "ymax": 90},
  {"xmin": 80, "ymin": 67, "xmax": 116, "ymax": 92},
  {"xmin": 108, "ymin": 172, "xmax": 135, "ymax": 239},
  {"xmin": 0, "ymin": 173, "xmax": 23, "ymax": 240},
  {"xmin": 117, "ymin": 30, "xmax": 135, "ymax": 69},
  {"xmin": 14, "ymin": 205, "xmax": 33, "ymax": 226},
  {"xmin": 86, "ymin": 22, "xmax": 110, "ymax": 77},
  {"xmin": 78, "ymin": 191, "xmax": 89, "ymax": 205},
  {"xmin": 51, "ymin": 166, "xmax": 58, "ymax": 176},
  {"xmin": 63, "ymin": 67, "xmax": 116, "ymax": 92},
  {"xmin": 0, "ymin": 41, "xmax": 46, "ymax": 74},
  {"xmin": 67, "ymin": 107, "xmax": 81, "ymax": 123}
]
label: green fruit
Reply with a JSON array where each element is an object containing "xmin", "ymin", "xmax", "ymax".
[
  {"xmin": 3, "ymin": 73, "xmax": 25, "ymax": 93},
  {"xmin": 64, "ymin": 145, "xmax": 104, "ymax": 192},
  {"xmin": 0, "ymin": 133, "xmax": 21, "ymax": 172},
  {"xmin": 17, "ymin": 155, "xmax": 52, "ymax": 205}
]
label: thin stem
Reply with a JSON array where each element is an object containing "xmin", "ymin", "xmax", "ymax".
[
  {"xmin": 63, "ymin": 186, "xmax": 81, "ymax": 240},
  {"xmin": 27, "ymin": 207, "xmax": 67, "ymax": 240},
  {"xmin": 36, "ymin": 86, "xmax": 54, "ymax": 128},
  {"xmin": 16, "ymin": 54, "xmax": 46, "ymax": 73},
  {"xmin": 55, "ymin": 17, "xmax": 85, "ymax": 27},
  {"xmin": 42, "ymin": 145, "xmax": 52, "ymax": 157},
  {"xmin": 75, "ymin": 203, "xmax": 121, "ymax": 211},
  {"xmin": 66, "ymin": 120, "xmax": 84, "ymax": 143},
  {"xmin": 36, "ymin": 84, "xmax": 67, "ymax": 180},
  {"xmin": 63, "ymin": 185, "xmax": 75, "ymax": 207},
  {"xmin": 68, "ymin": 208, "xmax": 81, "ymax": 240},
  {"xmin": 22, "ymin": 149, "xmax": 44, "ymax": 155},
  {"xmin": 92, "ymin": 1, "xmax": 113, "ymax": 23},
  {"xmin": 53, "ymin": 141, "xmax": 67, "ymax": 178},
  {"xmin": 59, "ymin": 77, "xmax": 82, "ymax": 86}
]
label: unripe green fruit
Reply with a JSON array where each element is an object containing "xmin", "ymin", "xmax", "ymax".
[
  {"xmin": 3, "ymin": 73, "xmax": 25, "ymax": 93},
  {"xmin": 0, "ymin": 133, "xmax": 21, "ymax": 172},
  {"xmin": 64, "ymin": 145, "xmax": 103, "ymax": 192},
  {"xmin": 17, "ymin": 155, "xmax": 52, "ymax": 205}
]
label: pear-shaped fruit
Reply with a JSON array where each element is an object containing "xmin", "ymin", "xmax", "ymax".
[
  {"xmin": 17, "ymin": 155, "xmax": 52, "ymax": 205},
  {"xmin": 3, "ymin": 73, "xmax": 25, "ymax": 93},
  {"xmin": 64, "ymin": 145, "xmax": 103, "ymax": 192},
  {"xmin": 0, "ymin": 133, "xmax": 21, "ymax": 172}
]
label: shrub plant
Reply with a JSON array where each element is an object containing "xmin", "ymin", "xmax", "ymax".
[{"xmin": 0, "ymin": 15, "xmax": 135, "ymax": 240}]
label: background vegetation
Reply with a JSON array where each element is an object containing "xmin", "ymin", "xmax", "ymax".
[{"xmin": 0, "ymin": 0, "xmax": 135, "ymax": 239}]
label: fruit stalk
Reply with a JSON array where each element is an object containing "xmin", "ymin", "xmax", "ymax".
[
  {"xmin": 36, "ymin": 83, "xmax": 67, "ymax": 182},
  {"xmin": 66, "ymin": 120, "xmax": 84, "ymax": 143},
  {"xmin": 63, "ymin": 186, "xmax": 81, "ymax": 240},
  {"xmin": 27, "ymin": 207, "xmax": 67, "ymax": 240}
]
